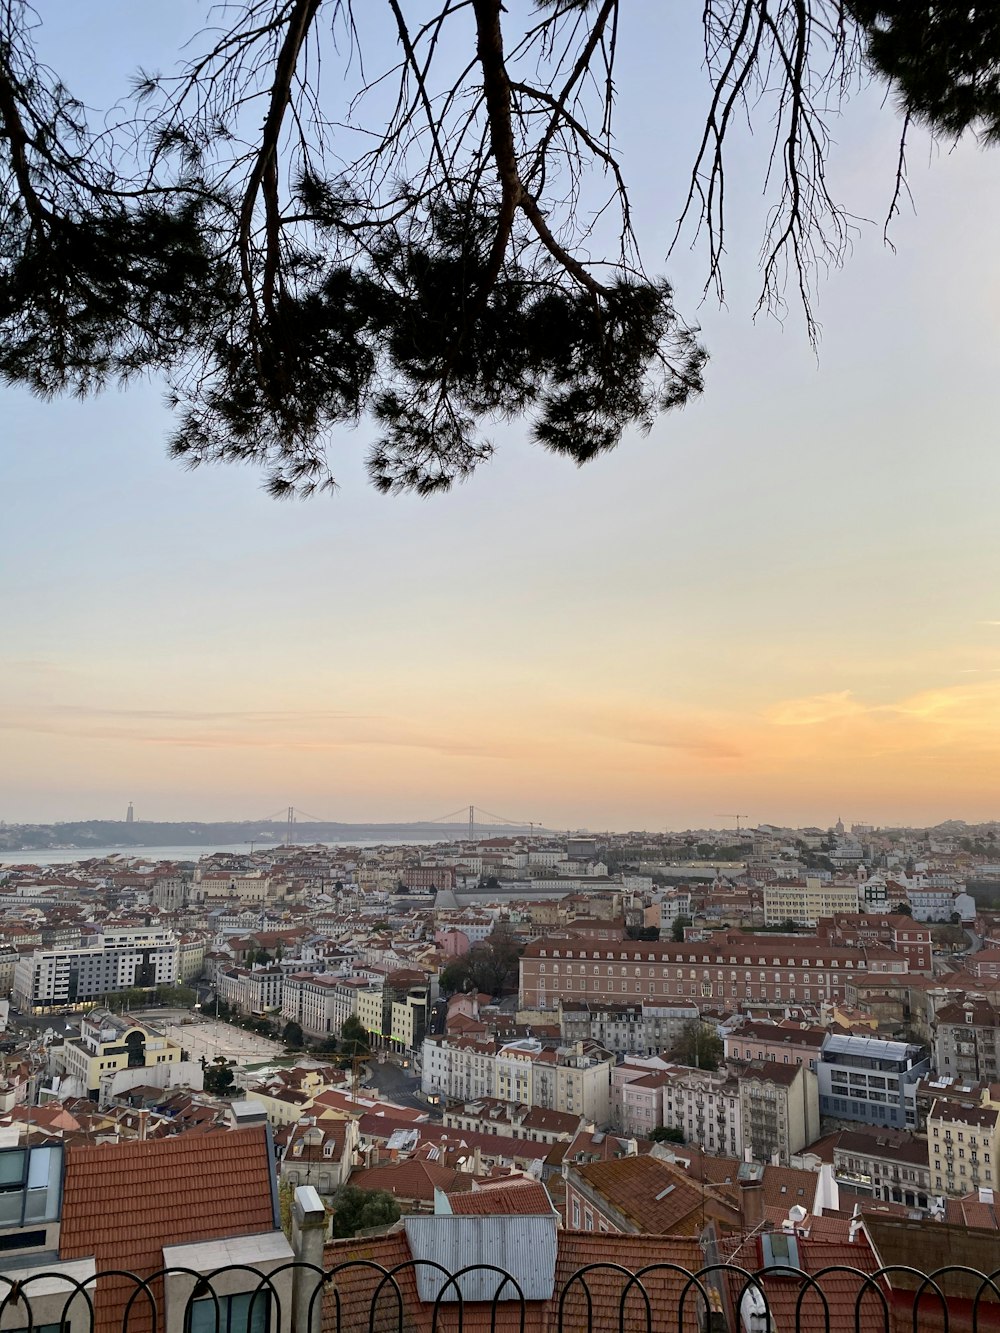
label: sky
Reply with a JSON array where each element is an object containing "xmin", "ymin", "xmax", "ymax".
[{"xmin": 3, "ymin": 3, "xmax": 1000, "ymax": 832}]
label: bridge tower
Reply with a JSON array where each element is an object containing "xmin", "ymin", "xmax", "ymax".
[{"xmin": 469, "ymin": 805, "xmax": 475, "ymax": 841}]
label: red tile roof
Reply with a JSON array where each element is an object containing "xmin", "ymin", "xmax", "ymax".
[
  {"xmin": 320, "ymin": 1229, "xmax": 709, "ymax": 1333},
  {"xmin": 349, "ymin": 1159, "xmax": 474, "ymax": 1204},
  {"xmin": 447, "ymin": 1181, "xmax": 555, "ymax": 1217},
  {"xmin": 59, "ymin": 1126, "xmax": 277, "ymax": 1333},
  {"xmin": 567, "ymin": 1156, "xmax": 740, "ymax": 1234}
]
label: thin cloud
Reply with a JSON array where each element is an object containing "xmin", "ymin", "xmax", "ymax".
[
  {"xmin": 0, "ymin": 707, "xmax": 510, "ymax": 761},
  {"xmin": 765, "ymin": 691, "xmax": 866, "ymax": 727},
  {"xmin": 50, "ymin": 705, "xmax": 374, "ymax": 723}
]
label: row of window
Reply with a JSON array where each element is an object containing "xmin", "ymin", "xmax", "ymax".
[{"xmin": 535, "ymin": 950, "xmax": 857, "ymax": 968}]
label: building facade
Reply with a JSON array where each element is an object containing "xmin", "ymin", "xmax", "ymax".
[
  {"xmin": 927, "ymin": 1093, "xmax": 1000, "ymax": 1199},
  {"xmin": 13, "ymin": 939, "xmax": 177, "ymax": 1011},
  {"xmin": 736, "ymin": 1061, "xmax": 820, "ymax": 1166},
  {"xmin": 817, "ymin": 1034, "xmax": 930, "ymax": 1130},
  {"xmin": 559, "ymin": 1000, "xmax": 700, "ymax": 1057},
  {"xmin": 933, "ymin": 998, "xmax": 1000, "ymax": 1084},
  {"xmin": 61, "ymin": 1009, "xmax": 183, "ymax": 1099},
  {"xmin": 421, "ymin": 1035, "xmax": 612, "ymax": 1122},
  {"xmin": 519, "ymin": 933, "xmax": 909, "ymax": 1012},
  {"xmin": 762, "ymin": 877, "xmax": 860, "ymax": 927}
]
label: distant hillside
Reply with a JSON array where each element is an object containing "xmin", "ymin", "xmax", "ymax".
[{"xmin": 0, "ymin": 819, "xmax": 540, "ymax": 852}]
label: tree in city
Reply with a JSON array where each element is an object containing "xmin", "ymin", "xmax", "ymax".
[
  {"xmin": 202, "ymin": 1055, "xmax": 238, "ymax": 1096},
  {"xmin": 2, "ymin": 3, "xmax": 998, "ymax": 498},
  {"xmin": 672, "ymin": 1020, "xmax": 724, "ymax": 1072},
  {"xmin": 339, "ymin": 1014, "xmax": 370, "ymax": 1059},
  {"xmin": 671, "ymin": 916, "xmax": 693, "ymax": 944},
  {"xmin": 436, "ymin": 925, "xmax": 522, "ymax": 997},
  {"xmin": 282, "ymin": 1020, "xmax": 305, "ymax": 1048},
  {"xmin": 329, "ymin": 1186, "xmax": 400, "ymax": 1239},
  {"xmin": 437, "ymin": 960, "xmax": 472, "ymax": 997},
  {"xmin": 625, "ymin": 924, "xmax": 660, "ymax": 942},
  {"xmin": 649, "ymin": 1125, "xmax": 686, "ymax": 1145},
  {"xmin": 893, "ymin": 902, "xmax": 913, "ymax": 916}
]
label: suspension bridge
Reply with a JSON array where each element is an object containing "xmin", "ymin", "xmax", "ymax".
[{"xmin": 252, "ymin": 804, "xmax": 544, "ymax": 842}]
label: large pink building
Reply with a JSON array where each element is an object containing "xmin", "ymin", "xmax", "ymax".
[
  {"xmin": 519, "ymin": 929, "xmax": 910, "ymax": 1011},
  {"xmin": 723, "ymin": 1020, "xmax": 827, "ymax": 1070}
]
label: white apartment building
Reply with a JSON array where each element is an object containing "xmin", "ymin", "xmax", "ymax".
[
  {"xmin": 763, "ymin": 876, "xmax": 860, "ymax": 927},
  {"xmin": 12, "ymin": 939, "xmax": 177, "ymax": 1011},
  {"xmin": 281, "ymin": 973, "xmax": 379, "ymax": 1039},
  {"xmin": 215, "ymin": 964, "xmax": 285, "ymax": 1016},
  {"xmin": 192, "ymin": 871, "xmax": 272, "ymax": 902},
  {"xmin": 665, "ymin": 1067, "xmax": 744, "ymax": 1158},
  {"xmin": 98, "ymin": 925, "xmax": 176, "ymax": 949},
  {"xmin": 421, "ymin": 1035, "xmax": 612, "ymax": 1122}
]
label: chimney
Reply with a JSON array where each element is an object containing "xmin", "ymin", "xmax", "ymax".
[
  {"xmin": 137, "ymin": 1108, "xmax": 148, "ymax": 1142},
  {"xmin": 291, "ymin": 1185, "xmax": 326, "ymax": 1333},
  {"xmin": 738, "ymin": 1162, "xmax": 765, "ymax": 1231}
]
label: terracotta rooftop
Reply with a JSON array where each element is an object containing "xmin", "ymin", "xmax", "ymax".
[
  {"xmin": 320, "ymin": 1229, "xmax": 708, "ymax": 1333},
  {"xmin": 447, "ymin": 1181, "xmax": 555, "ymax": 1217},
  {"xmin": 568, "ymin": 1155, "xmax": 738, "ymax": 1234},
  {"xmin": 349, "ymin": 1158, "xmax": 475, "ymax": 1204},
  {"xmin": 720, "ymin": 1230, "xmax": 885, "ymax": 1333},
  {"xmin": 59, "ymin": 1126, "xmax": 278, "ymax": 1333}
]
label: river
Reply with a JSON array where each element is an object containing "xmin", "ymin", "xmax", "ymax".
[{"xmin": 0, "ymin": 837, "xmax": 444, "ymax": 866}]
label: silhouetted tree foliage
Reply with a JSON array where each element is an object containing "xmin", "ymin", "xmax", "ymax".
[
  {"xmin": 671, "ymin": 915, "xmax": 693, "ymax": 943},
  {"xmin": 437, "ymin": 924, "xmax": 523, "ymax": 997},
  {"xmin": 672, "ymin": 1019, "xmax": 724, "ymax": 1071},
  {"xmin": 649, "ymin": 1125, "xmax": 686, "ymax": 1144},
  {"xmin": 202, "ymin": 1055, "xmax": 239, "ymax": 1096},
  {"xmin": 339, "ymin": 1014, "xmax": 370, "ymax": 1058},
  {"xmin": 282, "ymin": 1020, "xmax": 305, "ymax": 1048},
  {"xmin": 2, "ymin": 1, "xmax": 997, "ymax": 495},
  {"xmin": 625, "ymin": 924, "xmax": 660, "ymax": 941},
  {"xmin": 329, "ymin": 1185, "xmax": 401, "ymax": 1239}
]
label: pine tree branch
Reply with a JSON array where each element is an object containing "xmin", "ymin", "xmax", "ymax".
[
  {"xmin": 0, "ymin": 50, "xmax": 50, "ymax": 231},
  {"xmin": 238, "ymin": 0, "xmax": 324, "ymax": 321}
]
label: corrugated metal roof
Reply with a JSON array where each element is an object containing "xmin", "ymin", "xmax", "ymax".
[
  {"xmin": 403, "ymin": 1215, "xmax": 558, "ymax": 1303},
  {"xmin": 823, "ymin": 1034, "xmax": 912, "ymax": 1058}
]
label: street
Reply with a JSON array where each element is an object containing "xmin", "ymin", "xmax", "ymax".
[{"xmin": 363, "ymin": 1056, "xmax": 434, "ymax": 1116}]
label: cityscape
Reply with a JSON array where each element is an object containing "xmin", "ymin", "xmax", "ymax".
[
  {"xmin": 0, "ymin": 817, "xmax": 999, "ymax": 1325},
  {"xmin": 4, "ymin": 0, "xmax": 1000, "ymax": 1327}
]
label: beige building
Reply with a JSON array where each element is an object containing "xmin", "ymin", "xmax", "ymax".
[
  {"xmin": 356, "ymin": 985, "xmax": 385, "ymax": 1037},
  {"xmin": 0, "ymin": 948, "xmax": 19, "ymax": 996},
  {"xmin": 280, "ymin": 1118, "xmax": 357, "ymax": 1197},
  {"xmin": 176, "ymin": 933, "xmax": 208, "ymax": 982},
  {"xmin": 737, "ymin": 1059, "xmax": 820, "ymax": 1166},
  {"xmin": 193, "ymin": 871, "xmax": 272, "ymax": 902},
  {"xmin": 246, "ymin": 1066, "xmax": 344, "ymax": 1127},
  {"xmin": 281, "ymin": 973, "xmax": 378, "ymax": 1039},
  {"xmin": 927, "ymin": 1091, "xmax": 1000, "ymax": 1198},
  {"xmin": 61, "ymin": 1009, "xmax": 183, "ymax": 1099},
  {"xmin": 763, "ymin": 876, "xmax": 861, "ymax": 926},
  {"xmin": 421, "ymin": 1035, "xmax": 612, "ymax": 1123}
]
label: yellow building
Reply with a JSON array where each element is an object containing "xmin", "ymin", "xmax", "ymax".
[
  {"xmin": 176, "ymin": 934, "xmax": 208, "ymax": 982},
  {"xmin": 927, "ymin": 1090, "xmax": 1000, "ymax": 1198},
  {"xmin": 62, "ymin": 1010, "xmax": 182, "ymax": 1099},
  {"xmin": 763, "ymin": 876, "xmax": 861, "ymax": 926},
  {"xmin": 356, "ymin": 987, "xmax": 385, "ymax": 1041}
]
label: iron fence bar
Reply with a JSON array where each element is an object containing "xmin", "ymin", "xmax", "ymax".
[{"xmin": 0, "ymin": 1256, "xmax": 996, "ymax": 1333}]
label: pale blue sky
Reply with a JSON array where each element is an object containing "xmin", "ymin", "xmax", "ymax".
[{"xmin": 3, "ymin": 3, "xmax": 1000, "ymax": 829}]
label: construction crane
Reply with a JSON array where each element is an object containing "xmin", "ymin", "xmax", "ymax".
[{"xmin": 714, "ymin": 814, "xmax": 751, "ymax": 832}]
